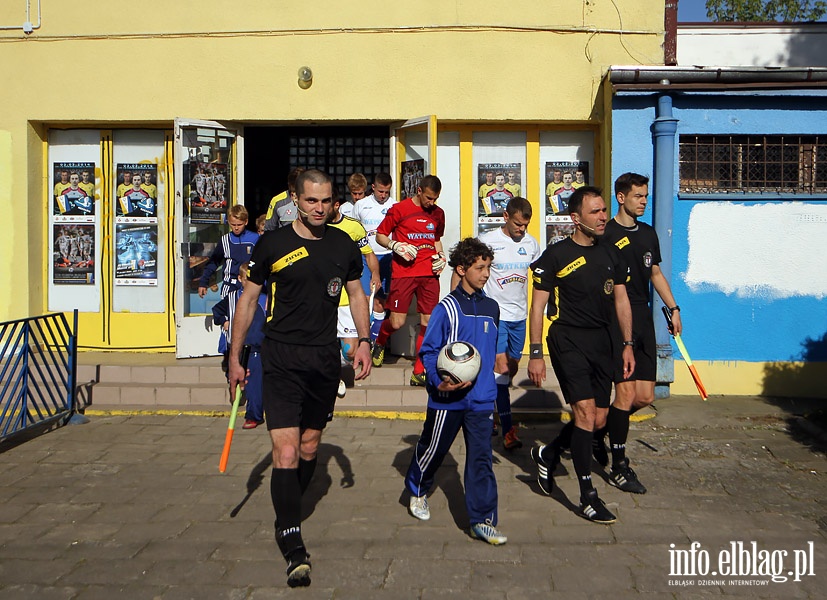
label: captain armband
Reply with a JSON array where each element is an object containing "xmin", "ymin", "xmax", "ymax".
[{"xmin": 529, "ymin": 343, "xmax": 544, "ymax": 359}]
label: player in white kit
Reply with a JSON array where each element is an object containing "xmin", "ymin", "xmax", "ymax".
[
  {"xmin": 477, "ymin": 197, "xmax": 540, "ymax": 449},
  {"xmin": 352, "ymin": 173, "xmax": 396, "ymax": 340}
]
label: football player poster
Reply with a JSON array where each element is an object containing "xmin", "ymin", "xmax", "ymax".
[
  {"xmin": 115, "ymin": 163, "xmax": 158, "ymax": 220},
  {"xmin": 115, "ymin": 223, "xmax": 158, "ymax": 285},
  {"xmin": 53, "ymin": 162, "xmax": 96, "ymax": 219},
  {"xmin": 52, "ymin": 224, "xmax": 95, "ymax": 285},
  {"xmin": 477, "ymin": 162, "xmax": 521, "ymax": 217}
]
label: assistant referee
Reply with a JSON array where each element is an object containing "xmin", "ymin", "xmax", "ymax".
[{"xmin": 228, "ymin": 169, "xmax": 372, "ymax": 588}]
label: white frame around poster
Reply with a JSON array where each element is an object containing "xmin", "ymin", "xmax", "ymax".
[
  {"xmin": 112, "ymin": 130, "xmax": 167, "ymax": 312},
  {"xmin": 48, "ymin": 130, "xmax": 102, "ymax": 313},
  {"xmin": 538, "ymin": 130, "xmax": 595, "ymax": 247},
  {"xmin": 471, "ymin": 131, "xmax": 528, "ymax": 238}
]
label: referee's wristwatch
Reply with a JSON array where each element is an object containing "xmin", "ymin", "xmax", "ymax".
[
  {"xmin": 668, "ymin": 305, "xmax": 680, "ymax": 313},
  {"xmin": 622, "ymin": 340, "xmax": 635, "ymax": 348},
  {"xmin": 358, "ymin": 337, "xmax": 372, "ymax": 346}
]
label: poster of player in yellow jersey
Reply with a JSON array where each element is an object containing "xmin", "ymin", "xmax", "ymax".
[{"xmin": 53, "ymin": 162, "xmax": 96, "ymax": 219}]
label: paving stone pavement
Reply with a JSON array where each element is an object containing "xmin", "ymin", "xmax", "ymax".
[{"xmin": 0, "ymin": 395, "xmax": 825, "ymax": 599}]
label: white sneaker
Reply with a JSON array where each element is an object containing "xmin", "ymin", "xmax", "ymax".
[
  {"xmin": 470, "ymin": 521, "xmax": 507, "ymax": 545},
  {"xmin": 408, "ymin": 495, "xmax": 430, "ymax": 521},
  {"xmin": 337, "ymin": 379, "xmax": 346, "ymax": 398}
]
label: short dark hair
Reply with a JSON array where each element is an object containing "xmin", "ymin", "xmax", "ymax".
[
  {"xmin": 374, "ymin": 172, "xmax": 392, "ymax": 187},
  {"xmin": 448, "ymin": 237, "xmax": 494, "ymax": 271},
  {"xmin": 614, "ymin": 172, "xmax": 649, "ymax": 199},
  {"xmin": 568, "ymin": 185, "xmax": 603, "ymax": 216},
  {"xmin": 295, "ymin": 169, "xmax": 331, "ymax": 198},
  {"xmin": 419, "ymin": 175, "xmax": 441, "ymax": 194},
  {"xmin": 505, "ymin": 197, "xmax": 531, "ymax": 219},
  {"xmin": 615, "ymin": 172, "xmax": 649, "ymax": 198}
]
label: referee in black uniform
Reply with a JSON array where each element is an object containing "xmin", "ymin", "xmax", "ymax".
[
  {"xmin": 527, "ymin": 186, "xmax": 635, "ymax": 524},
  {"xmin": 229, "ymin": 169, "xmax": 372, "ymax": 587},
  {"xmin": 595, "ymin": 172, "xmax": 683, "ymax": 494}
]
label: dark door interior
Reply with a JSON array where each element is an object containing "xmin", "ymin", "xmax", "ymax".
[{"xmin": 244, "ymin": 125, "xmax": 391, "ymax": 221}]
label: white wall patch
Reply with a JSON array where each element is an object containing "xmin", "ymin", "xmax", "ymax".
[{"xmin": 685, "ymin": 202, "xmax": 827, "ymax": 300}]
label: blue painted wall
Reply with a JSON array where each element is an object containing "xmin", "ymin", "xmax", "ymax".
[{"xmin": 612, "ymin": 90, "xmax": 827, "ymax": 364}]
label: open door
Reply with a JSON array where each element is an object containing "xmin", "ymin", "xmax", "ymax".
[
  {"xmin": 387, "ymin": 116, "xmax": 438, "ymax": 357},
  {"xmin": 174, "ymin": 118, "xmax": 243, "ymax": 358},
  {"xmin": 391, "ymin": 115, "xmax": 437, "ymax": 201}
]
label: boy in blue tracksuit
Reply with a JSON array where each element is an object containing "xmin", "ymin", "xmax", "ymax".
[
  {"xmin": 198, "ymin": 205, "xmax": 259, "ymax": 299},
  {"xmin": 212, "ymin": 263, "xmax": 267, "ymax": 429},
  {"xmin": 403, "ymin": 237, "xmax": 507, "ymax": 545}
]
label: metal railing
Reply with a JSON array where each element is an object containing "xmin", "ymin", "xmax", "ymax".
[{"xmin": 0, "ymin": 311, "xmax": 78, "ymax": 443}]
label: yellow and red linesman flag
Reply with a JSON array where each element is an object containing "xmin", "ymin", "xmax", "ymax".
[
  {"xmin": 673, "ymin": 334, "xmax": 708, "ymax": 401},
  {"xmin": 662, "ymin": 307, "xmax": 708, "ymax": 401},
  {"xmin": 219, "ymin": 344, "xmax": 251, "ymax": 473}
]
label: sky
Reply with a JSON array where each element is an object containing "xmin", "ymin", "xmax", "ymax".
[
  {"xmin": 678, "ymin": 0, "xmax": 711, "ymax": 22},
  {"xmin": 677, "ymin": 0, "xmax": 827, "ymax": 21}
]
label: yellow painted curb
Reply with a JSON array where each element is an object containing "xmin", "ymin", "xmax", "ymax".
[{"xmin": 83, "ymin": 408, "xmax": 655, "ymax": 423}]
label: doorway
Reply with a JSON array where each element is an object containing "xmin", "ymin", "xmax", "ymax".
[{"xmin": 243, "ymin": 125, "xmax": 392, "ymax": 219}]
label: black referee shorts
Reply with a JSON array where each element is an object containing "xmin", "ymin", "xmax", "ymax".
[
  {"xmin": 611, "ymin": 304, "xmax": 657, "ymax": 383},
  {"xmin": 261, "ymin": 338, "xmax": 340, "ymax": 431},
  {"xmin": 546, "ymin": 324, "xmax": 613, "ymax": 408}
]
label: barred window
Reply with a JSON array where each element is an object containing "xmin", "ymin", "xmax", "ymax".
[{"xmin": 679, "ymin": 135, "xmax": 827, "ymax": 194}]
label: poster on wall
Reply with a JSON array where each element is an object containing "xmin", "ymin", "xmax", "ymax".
[
  {"xmin": 400, "ymin": 159, "xmax": 424, "ymax": 200},
  {"xmin": 52, "ymin": 224, "xmax": 95, "ymax": 285},
  {"xmin": 115, "ymin": 163, "xmax": 158, "ymax": 221},
  {"xmin": 186, "ymin": 162, "xmax": 229, "ymax": 224},
  {"xmin": 544, "ymin": 161, "xmax": 588, "ymax": 216},
  {"xmin": 546, "ymin": 215, "xmax": 577, "ymax": 246},
  {"xmin": 53, "ymin": 162, "xmax": 96, "ymax": 222},
  {"xmin": 477, "ymin": 163, "xmax": 522, "ymax": 217},
  {"xmin": 115, "ymin": 223, "xmax": 158, "ymax": 285}
]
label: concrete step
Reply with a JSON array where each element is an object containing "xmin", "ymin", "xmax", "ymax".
[{"xmin": 71, "ymin": 352, "xmax": 566, "ymax": 414}]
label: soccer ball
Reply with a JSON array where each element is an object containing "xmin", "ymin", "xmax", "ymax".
[{"xmin": 436, "ymin": 341, "xmax": 481, "ymax": 384}]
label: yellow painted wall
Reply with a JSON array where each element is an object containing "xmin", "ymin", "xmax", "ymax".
[
  {"xmin": 672, "ymin": 360, "xmax": 827, "ymax": 399},
  {"xmin": 0, "ymin": 1, "xmax": 664, "ymax": 338}
]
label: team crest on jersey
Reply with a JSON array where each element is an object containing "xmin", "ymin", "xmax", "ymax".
[
  {"xmin": 426, "ymin": 222, "xmax": 435, "ymax": 230},
  {"xmin": 518, "ymin": 247, "xmax": 527, "ymax": 255},
  {"xmin": 643, "ymin": 251, "xmax": 653, "ymax": 268},
  {"xmin": 603, "ymin": 279, "xmax": 614, "ymax": 295},
  {"xmin": 327, "ymin": 277, "xmax": 343, "ymax": 297}
]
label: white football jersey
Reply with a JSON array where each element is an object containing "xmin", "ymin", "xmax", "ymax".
[
  {"xmin": 353, "ymin": 194, "xmax": 397, "ymax": 255},
  {"xmin": 479, "ymin": 227, "xmax": 541, "ymax": 321}
]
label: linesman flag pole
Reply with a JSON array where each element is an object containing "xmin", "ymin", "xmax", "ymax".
[
  {"xmin": 219, "ymin": 344, "xmax": 252, "ymax": 473},
  {"xmin": 662, "ymin": 307, "xmax": 708, "ymax": 401}
]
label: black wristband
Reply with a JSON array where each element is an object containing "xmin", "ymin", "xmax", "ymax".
[
  {"xmin": 669, "ymin": 305, "xmax": 680, "ymax": 313},
  {"xmin": 622, "ymin": 340, "xmax": 634, "ymax": 347},
  {"xmin": 529, "ymin": 343, "xmax": 543, "ymax": 359},
  {"xmin": 358, "ymin": 337, "xmax": 371, "ymax": 346}
]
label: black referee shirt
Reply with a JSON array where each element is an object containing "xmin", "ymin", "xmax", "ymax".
[
  {"xmin": 531, "ymin": 237, "xmax": 627, "ymax": 329},
  {"xmin": 248, "ymin": 224, "xmax": 363, "ymax": 346},
  {"xmin": 603, "ymin": 219, "xmax": 662, "ymax": 306}
]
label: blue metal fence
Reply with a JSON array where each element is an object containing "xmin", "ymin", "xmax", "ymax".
[{"xmin": 0, "ymin": 311, "xmax": 78, "ymax": 443}]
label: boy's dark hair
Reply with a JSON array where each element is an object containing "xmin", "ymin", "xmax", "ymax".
[
  {"xmin": 568, "ymin": 185, "xmax": 602, "ymax": 216},
  {"xmin": 614, "ymin": 172, "xmax": 649, "ymax": 199},
  {"xmin": 448, "ymin": 237, "xmax": 494, "ymax": 271}
]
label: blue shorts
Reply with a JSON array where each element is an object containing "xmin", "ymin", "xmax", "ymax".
[
  {"xmin": 360, "ymin": 253, "xmax": 393, "ymax": 299},
  {"xmin": 496, "ymin": 320, "xmax": 526, "ymax": 359}
]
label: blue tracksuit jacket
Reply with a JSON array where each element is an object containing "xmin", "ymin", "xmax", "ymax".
[{"xmin": 420, "ymin": 285, "xmax": 499, "ymax": 411}]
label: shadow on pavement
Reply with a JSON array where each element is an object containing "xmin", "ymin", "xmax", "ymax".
[{"xmin": 393, "ymin": 433, "xmax": 469, "ymax": 530}]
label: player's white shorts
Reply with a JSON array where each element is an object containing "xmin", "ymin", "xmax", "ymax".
[{"xmin": 337, "ymin": 305, "xmax": 358, "ymax": 339}]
